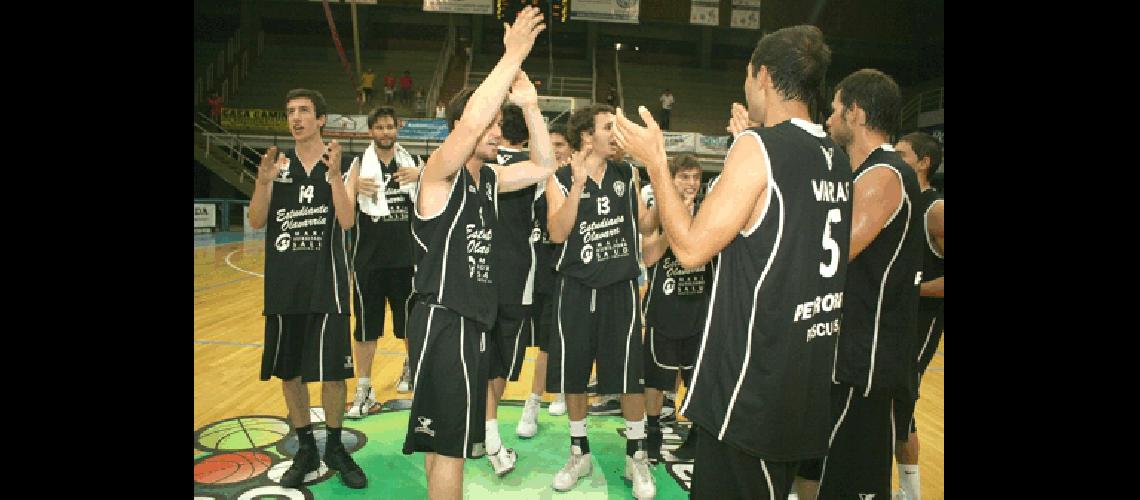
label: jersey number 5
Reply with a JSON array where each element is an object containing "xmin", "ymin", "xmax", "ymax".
[{"xmin": 819, "ymin": 208, "xmax": 841, "ymax": 278}]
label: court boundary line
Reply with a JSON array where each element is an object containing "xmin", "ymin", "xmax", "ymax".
[{"xmin": 225, "ymin": 249, "xmax": 264, "ymax": 278}]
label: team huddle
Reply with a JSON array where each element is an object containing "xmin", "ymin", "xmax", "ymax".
[{"xmin": 247, "ymin": 6, "xmax": 945, "ymax": 500}]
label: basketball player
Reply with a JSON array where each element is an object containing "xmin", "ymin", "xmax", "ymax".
[
  {"xmin": 889, "ymin": 132, "xmax": 944, "ymax": 500},
  {"xmin": 249, "ymin": 88, "xmax": 367, "ymax": 489},
  {"xmin": 639, "ymin": 154, "xmax": 712, "ymax": 462},
  {"xmin": 544, "ymin": 103, "xmax": 658, "ymax": 498},
  {"xmin": 796, "ymin": 68, "xmax": 924, "ymax": 500},
  {"xmin": 400, "ymin": 6, "xmax": 553, "ymax": 499},
  {"xmin": 521, "ymin": 125, "xmax": 572, "ymax": 423},
  {"xmin": 346, "ymin": 106, "xmax": 421, "ymax": 419},
  {"xmin": 613, "ymin": 25, "xmax": 851, "ymax": 499}
]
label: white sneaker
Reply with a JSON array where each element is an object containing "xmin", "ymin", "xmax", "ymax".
[
  {"xmin": 516, "ymin": 398, "xmax": 539, "ymax": 438},
  {"xmin": 345, "ymin": 385, "xmax": 377, "ymax": 419},
  {"xmin": 624, "ymin": 450, "xmax": 656, "ymax": 499},
  {"xmin": 548, "ymin": 393, "xmax": 567, "ymax": 416},
  {"xmin": 551, "ymin": 447, "xmax": 592, "ymax": 491},
  {"xmin": 486, "ymin": 446, "xmax": 518, "ymax": 477},
  {"xmin": 396, "ymin": 362, "xmax": 412, "ymax": 393}
]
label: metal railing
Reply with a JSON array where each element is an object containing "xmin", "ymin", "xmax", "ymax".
[
  {"xmin": 425, "ymin": 23, "xmax": 456, "ymax": 119},
  {"xmin": 614, "ymin": 50, "xmax": 625, "ymax": 109},
  {"xmin": 547, "ymin": 76, "xmax": 593, "ymax": 98},
  {"xmin": 900, "ymin": 87, "xmax": 944, "ymax": 131},
  {"xmin": 194, "ymin": 112, "xmax": 263, "ymax": 184},
  {"xmin": 196, "ymin": 29, "xmax": 264, "ymax": 109},
  {"xmin": 591, "ymin": 46, "xmax": 597, "ymax": 103}
]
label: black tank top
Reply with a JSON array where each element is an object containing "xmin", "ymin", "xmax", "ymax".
[
  {"xmin": 642, "ymin": 202, "xmax": 714, "ymax": 339},
  {"xmin": 681, "ymin": 120, "xmax": 852, "ymax": 461},
  {"xmin": 263, "ymin": 150, "xmax": 352, "ymax": 315},
  {"xmin": 834, "ymin": 145, "xmax": 925, "ymax": 400},
  {"xmin": 530, "ymin": 181, "xmax": 560, "ymax": 296},
  {"xmin": 552, "ymin": 160, "xmax": 641, "ymax": 288},
  {"xmin": 917, "ymin": 187, "xmax": 944, "ymax": 306},
  {"xmin": 410, "ymin": 165, "xmax": 499, "ymax": 331},
  {"xmin": 351, "ymin": 153, "xmax": 419, "ymax": 270},
  {"xmin": 493, "ymin": 148, "xmax": 539, "ymax": 305}
]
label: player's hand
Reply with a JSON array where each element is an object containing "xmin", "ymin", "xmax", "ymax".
[
  {"xmin": 502, "ymin": 6, "xmax": 545, "ymax": 62},
  {"xmin": 569, "ymin": 143, "xmax": 591, "ymax": 187},
  {"xmin": 393, "ymin": 166, "xmax": 420, "ymax": 184},
  {"xmin": 613, "ymin": 106, "xmax": 668, "ymax": 181},
  {"xmin": 508, "ymin": 70, "xmax": 539, "ymax": 108},
  {"xmin": 357, "ymin": 177, "xmax": 379, "ymax": 198},
  {"xmin": 322, "ymin": 140, "xmax": 343, "ymax": 177},
  {"xmin": 257, "ymin": 146, "xmax": 287, "ymax": 186},
  {"xmin": 726, "ymin": 102, "xmax": 758, "ymax": 136}
]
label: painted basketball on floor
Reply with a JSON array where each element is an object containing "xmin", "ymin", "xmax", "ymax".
[
  {"xmin": 196, "ymin": 416, "xmax": 292, "ymax": 452},
  {"xmin": 194, "ymin": 451, "xmax": 273, "ymax": 485}
]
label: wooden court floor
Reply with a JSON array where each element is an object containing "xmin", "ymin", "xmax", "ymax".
[{"xmin": 195, "ymin": 238, "xmax": 944, "ymax": 498}]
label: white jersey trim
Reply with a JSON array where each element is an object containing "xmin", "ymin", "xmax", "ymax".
[
  {"xmin": 649, "ymin": 328, "xmax": 696, "ymax": 370},
  {"xmin": 740, "ymin": 130, "xmax": 772, "ymax": 238},
  {"xmin": 678, "ymin": 232, "xmax": 725, "ymax": 417},
  {"xmin": 437, "ymin": 172, "xmax": 468, "ymax": 304},
  {"xmin": 865, "ymin": 192, "xmax": 912, "ymax": 397},
  {"xmin": 556, "ymin": 277, "xmax": 567, "ymax": 394},
  {"xmin": 925, "ymin": 198, "xmax": 944, "ymax": 259},
  {"xmin": 760, "ymin": 460, "xmax": 775, "ymax": 500},
  {"xmin": 719, "ymin": 180, "xmax": 784, "ymax": 441},
  {"xmin": 623, "ymin": 280, "xmax": 638, "ymax": 392},
  {"xmin": 413, "ymin": 168, "xmax": 462, "ymax": 221},
  {"xmin": 789, "ymin": 118, "xmax": 827, "ymax": 138}
]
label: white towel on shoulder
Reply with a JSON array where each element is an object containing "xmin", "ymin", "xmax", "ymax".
[{"xmin": 358, "ymin": 142, "xmax": 421, "ymax": 216}]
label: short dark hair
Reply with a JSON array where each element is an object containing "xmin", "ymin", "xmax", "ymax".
[
  {"xmin": 500, "ymin": 103, "xmax": 529, "ymax": 145},
  {"xmin": 367, "ymin": 106, "xmax": 398, "ymax": 128},
  {"xmin": 669, "ymin": 154, "xmax": 702, "ymax": 177},
  {"xmin": 899, "ymin": 132, "xmax": 942, "ymax": 183},
  {"xmin": 834, "ymin": 68, "xmax": 901, "ymax": 137},
  {"xmin": 749, "ymin": 25, "xmax": 831, "ymax": 110},
  {"xmin": 446, "ymin": 87, "xmax": 476, "ymax": 131},
  {"xmin": 285, "ymin": 88, "xmax": 328, "ymax": 119},
  {"xmin": 548, "ymin": 124, "xmax": 568, "ymax": 141},
  {"xmin": 566, "ymin": 104, "xmax": 615, "ymax": 151}
]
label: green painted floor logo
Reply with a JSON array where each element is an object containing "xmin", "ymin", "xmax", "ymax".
[{"xmin": 195, "ymin": 400, "xmax": 694, "ymax": 499}]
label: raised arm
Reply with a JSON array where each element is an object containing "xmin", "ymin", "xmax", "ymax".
[
  {"xmin": 418, "ymin": 6, "xmax": 545, "ymax": 194},
  {"xmin": 615, "ymin": 106, "xmax": 761, "ymax": 268},
  {"xmin": 248, "ymin": 146, "xmax": 287, "ymax": 230},
  {"xmin": 497, "ymin": 71, "xmax": 557, "ymax": 192},
  {"xmin": 848, "ymin": 166, "xmax": 903, "ymax": 261},
  {"xmin": 545, "ymin": 146, "xmax": 591, "ymax": 243}
]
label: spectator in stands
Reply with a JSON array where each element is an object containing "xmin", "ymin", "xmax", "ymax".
[
  {"xmin": 361, "ymin": 68, "xmax": 376, "ymax": 104},
  {"xmin": 659, "ymin": 89, "xmax": 674, "ymax": 130},
  {"xmin": 414, "ymin": 89, "xmax": 426, "ymax": 116},
  {"xmin": 399, "ymin": 70, "xmax": 413, "ymax": 105},
  {"xmin": 435, "ymin": 100, "xmax": 447, "ymax": 119},
  {"xmin": 384, "ymin": 71, "xmax": 397, "ymax": 104},
  {"xmin": 207, "ymin": 93, "xmax": 224, "ymax": 123}
]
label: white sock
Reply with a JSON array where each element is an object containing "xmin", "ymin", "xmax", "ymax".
[
  {"xmin": 528, "ymin": 392, "xmax": 542, "ymax": 404},
  {"xmin": 358, "ymin": 377, "xmax": 371, "ymax": 389},
  {"xmin": 569, "ymin": 419, "xmax": 588, "ymax": 437},
  {"xmin": 485, "ymin": 419, "xmax": 502, "ymax": 454},
  {"xmin": 898, "ymin": 463, "xmax": 920, "ymax": 499},
  {"xmin": 625, "ymin": 418, "xmax": 647, "ymax": 440}
]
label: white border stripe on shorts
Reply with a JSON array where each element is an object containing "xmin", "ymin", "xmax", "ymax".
[
  {"xmin": 818, "ymin": 386, "xmax": 855, "ymax": 493},
  {"xmin": 460, "ymin": 318, "xmax": 472, "ymax": 456},
  {"xmin": 318, "ymin": 314, "xmax": 329, "ymax": 382},
  {"xmin": 508, "ymin": 319, "xmax": 525, "ymax": 379},
  {"xmin": 412, "ymin": 306, "xmax": 437, "ymax": 391},
  {"xmin": 719, "ymin": 180, "xmax": 783, "ymax": 441},
  {"xmin": 760, "ymin": 460, "xmax": 775, "ymax": 500},
  {"xmin": 271, "ymin": 315, "xmax": 283, "ymax": 373},
  {"xmin": 556, "ymin": 277, "xmax": 567, "ymax": 395},
  {"xmin": 649, "ymin": 328, "xmax": 695, "ymax": 370},
  {"xmin": 624, "ymin": 280, "xmax": 637, "ymax": 392}
]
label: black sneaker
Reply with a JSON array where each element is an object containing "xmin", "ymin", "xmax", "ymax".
[
  {"xmin": 280, "ymin": 444, "xmax": 320, "ymax": 488},
  {"xmin": 324, "ymin": 444, "xmax": 367, "ymax": 489},
  {"xmin": 671, "ymin": 427, "xmax": 697, "ymax": 461},
  {"xmin": 587, "ymin": 395, "xmax": 622, "ymax": 415},
  {"xmin": 646, "ymin": 427, "xmax": 663, "ymax": 463}
]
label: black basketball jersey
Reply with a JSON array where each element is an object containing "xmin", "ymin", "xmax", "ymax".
[
  {"xmin": 681, "ymin": 120, "xmax": 852, "ymax": 461},
  {"xmin": 493, "ymin": 147, "xmax": 539, "ymax": 305},
  {"xmin": 351, "ymin": 153, "xmax": 420, "ymax": 270},
  {"xmin": 263, "ymin": 150, "xmax": 352, "ymax": 316},
  {"xmin": 530, "ymin": 180, "xmax": 559, "ymax": 295},
  {"xmin": 834, "ymin": 145, "xmax": 925, "ymax": 400},
  {"xmin": 917, "ymin": 188, "xmax": 945, "ymax": 294},
  {"xmin": 552, "ymin": 160, "xmax": 641, "ymax": 288},
  {"xmin": 411, "ymin": 165, "xmax": 500, "ymax": 331},
  {"xmin": 642, "ymin": 203, "xmax": 714, "ymax": 340}
]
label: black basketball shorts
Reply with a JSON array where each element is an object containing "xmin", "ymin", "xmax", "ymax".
[
  {"xmin": 487, "ymin": 304, "xmax": 534, "ymax": 381},
  {"xmin": 643, "ymin": 327, "xmax": 698, "ymax": 391},
  {"xmin": 402, "ymin": 300, "xmax": 490, "ymax": 459},
  {"xmin": 546, "ymin": 276, "xmax": 643, "ymax": 395},
  {"xmin": 260, "ymin": 313, "xmax": 355, "ymax": 383},
  {"xmin": 351, "ymin": 266, "xmax": 413, "ymax": 341},
  {"xmin": 690, "ymin": 424, "xmax": 800, "ymax": 500},
  {"xmin": 811, "ymin": 383, "xmax": 896, "ymax": 499}
]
